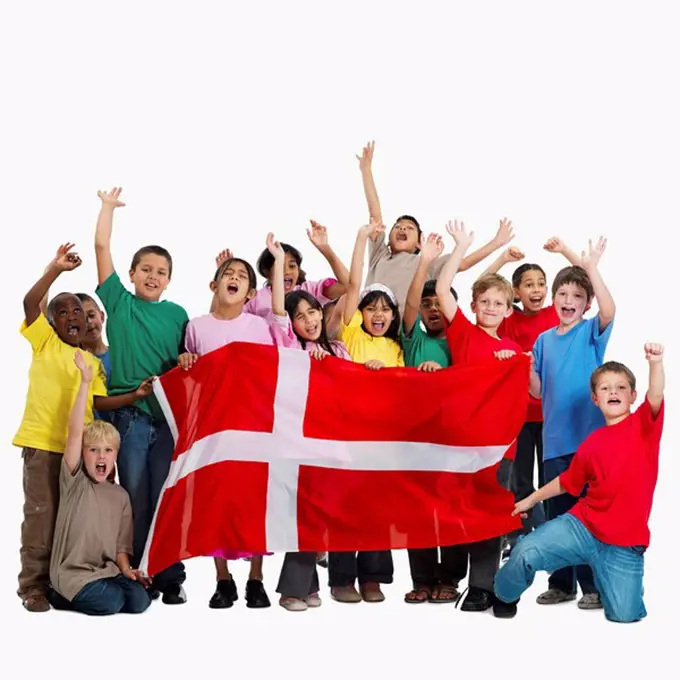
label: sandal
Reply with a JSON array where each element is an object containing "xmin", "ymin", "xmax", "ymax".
[
  {"xmin": 404, "ymin": 585, "xmax": 431, "ymax": 604},
  {"xmin": 430, "ymin": 584, "xmax": 459, "ymax": 603}
]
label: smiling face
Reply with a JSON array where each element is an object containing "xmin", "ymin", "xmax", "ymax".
[
  {"xmin": 291, "ymin": 298, "xmax": 323, "ymax": 342},
  {"xmin": 592, "ymin": 370, "xmax": 636, "ymax": 422},
  {"xmin": 360, "ymin": 296, "xmax": 394, "ymax": 337},
  {"xmin": 471, "ymin": 286, "xmax": 512, "ymax": 331},
  {"xmin": 129, "ymin": 254, "xmax": 171, "ymax": 302},
  {"xmin": 211, "ymin": 260, "xmax": 255, "ymax": 306},
  {"xmin": 80, "ymin": 298, "xmax": 105, "ymax": 348},
  {"xmin": 420, "ymin": 295, "xmax": 445, "ymax": 335},
  {"xmin": 49, "ymin": 294, "xmax": 86, "ymax": 346},
  {"xmin": 515, "ymin": 268, "xmax": 547, "ymax": 313},
  {"xmin": 389, "ymin": 218, "xmax": 420, "ymax": 253},
  {"xmin": 553, "ymin": 282, "xmax": 589, "ymax": 328}
]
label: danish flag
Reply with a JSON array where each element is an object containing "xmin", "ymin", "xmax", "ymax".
[{"xmin": 141, "ymin": 343, "xmax": 527, "ymax": 576}]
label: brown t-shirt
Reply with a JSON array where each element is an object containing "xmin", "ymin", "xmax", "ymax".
[
  {"xmin": 365, "ymin": 235, "xmax": 449, "ymax": 316},
  {"xmin": 49, "ymin": 459, "xmax": 133, "ymax": 601}
]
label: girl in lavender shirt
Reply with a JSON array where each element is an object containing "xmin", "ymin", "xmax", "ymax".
[{"xmin": 177, "ymin": 233, "xmax": 296, "ymax": 612}]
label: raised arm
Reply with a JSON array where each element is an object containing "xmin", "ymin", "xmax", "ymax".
[
  {"xmin": 356, "ymin": 141, "xmax": 383, "ymax": 229},
  {"xmin": 94, "ymin": 187, "xmax": 126, "ymax": 285},
  {"xmin": 307, "ymin": 220, "xmax": 350, "ymax": 299},
  {"xmin": 343, "ymin": 220, "xmax": 383, "ymax": 325},
  {"xmin": 23, "ymin": 246, "xmax": 82, "ymax": 327},
  {"xmin": 543, "ymin": 236, "xmax": 581, "ymax": 265},
  {"xmin": 644, "ymin": 343, "xmax": 664, "ymax": 416},
  {"xmin": 404, "ymin": 233, "xmax": 444, "ymax": 334},
  {"xmin": 456, "ymin": 218, "xmax": 514, "ymax": 272},
  {"xmin": 480, "ymin": 246, "xmax": 525, "ymax": 278},
  {"xmin": 435, "ymin": 221, "xmax": 474, "ymax": 323},
  {"xmin": 64, "ymin": 352, "xmax": 93, "ymax": 473},
  {"xmin": 580, "ymin": 237, "xmax": 615, "ymax": 331},
  {"xmin": 266, "ymin": 232, "xmax": 286, "ymax": 317}
]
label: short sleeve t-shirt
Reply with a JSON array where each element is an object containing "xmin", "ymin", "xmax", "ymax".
[
  {"xmin": 244, "ymin": 278, "xmax": 337, "ymax": 318},
  {"xmin": 13, "ymin": 314, "xmax": 107, "ymax": 454},
  {"xmin": 533, "ymin": 316, "xmax": 613, "ymax": 460},
  {"xmin": 49, "ymin": 459, "xmax": 133, "ymax": 601},
  {"xmin": 184, "ymin": 312, "xmax": 296, "ymax": 356},
  {"xmin": 499, "ymin": 305, "xmax": 559, "ymax": 422},
  {"xmin": 445, "ymin": 308, "xmax": 522, "ymax": 364},
  {"xmin": 560, "ymin": 398, "xmax": 664, "ymax": 548},
  {"xmin": 95, "ymin": 272, "xmax": 189, "ymax": 419},
  {"xmin": 401, "ymin": 316, "xmax": 451, "ymax": 368},
  {"xmin": 339, "ymin": 310, "xmax": 404, "ymax": 367}
]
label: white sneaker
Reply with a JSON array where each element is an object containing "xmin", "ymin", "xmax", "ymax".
[
  {"xmin": 279, "ymin": 596, "xmax": 308, "ymax": 611},
  {"xmin": 305, "ymin": 592, "xmax": 322, "ymax": 607}
]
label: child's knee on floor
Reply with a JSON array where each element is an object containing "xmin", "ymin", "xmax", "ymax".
[{"xmin": 124, "ymin": 582, "xmax": 152, "ymax": 614}]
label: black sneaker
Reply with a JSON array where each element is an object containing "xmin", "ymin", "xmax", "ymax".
[
  {"xmin": 209, "ymin": 578, "xmax": 238, "ymax": 609},
  {"xmin": 148, "ymin": 588, "xmax": 161, "ymax": 601},
  {"xmin": 245, "ymin": 579, "xmax": 271, "ymax": 608},
  {"xmin": 162, "ymin": 583, "xmax": 187, "ymax": 605},
  {"xmin": 492, "ymin": 594, "xmax": 518, "ymax": 618},
  {"xmin": 458, "ymin": 586, "xmax": 493, "ymax": 612}
]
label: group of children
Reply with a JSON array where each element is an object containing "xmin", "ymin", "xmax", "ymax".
[{"xmin": 13, "ymin": 142, "xmax": 664, "ymax": 623}]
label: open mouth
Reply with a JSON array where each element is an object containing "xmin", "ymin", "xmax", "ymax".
[
  {"xmin": 67, "ymin": 323, "xmax": 80, "ymax": 337},
  {"xmin": 560, "ymin": 306, "xmax": 577, "ymax": 317},
  {"xmin": 304, "ymin": 323, "xmax": 320, "ymax": 338},
  {"xmin": 395, "ymin": 233, "xmax": 408, "ymax": 242},
  {"xmin": 94, "ymin": 463, "xmax": 107, "ymax": 477},
  {"xmin": 284, "ymin": 276, "xmax": 294, "ymax": 289},
  {"xmin": 426, "ymin": 313, "xmax": 442, "ymax": 324},
  {"xmin": 528, "ymin": 295, "xmax": 544, "ymax": 304},
  {"xmin": 372, "ymin": 320, "xmax": 386, "ymax": 332},
  {"xmin": 145, "ymin": 282, "xmax": 158, "ymax": 290},
  {"xmin": 607, "ymin": 397, "xmax": 621, "ymax": 405},
  {"xmin": 227, "ymin": 283, "xmax": 239, "ymax": 295}
]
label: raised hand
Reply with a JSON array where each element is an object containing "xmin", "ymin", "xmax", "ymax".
[
  {"xmin": 97, "ymin": 187, "xmax": 125, "ymax": 208},
  {"xmin": 135, "ymin": 377, "xmax": 155, "ymax": 399},
  {"xmin": 359, "ymin": 218, "xmax": 385, "ymax": 239},
  {"xmin": 52, "ymin": 242, "xmax": 82, "ymax": 272},
  {"xmin": 307, "ymin": 220, "xmax": 329, "ymax": 250},
  {"xmin": 580, "ymin": 236, "xmax": 607, "ymax": 271},
  {"xmin": 178, "ymin": 353, "xmax": 199, "ymax": 371},
  {"xmin": 644, "ymin": 343, "xmax": 664, "ymax": 363},
  {"xmin": 419, "ymin": 233, "xmax": 444, "ymax": 263},
  {"xmin": 215, "ymin": 248, "xmax": 234, "ymax": 267},
  {"xmin": 74, "ymin": 351, "xmax": 93, "ymax": 383},
  {"xmin": 266, "ymin": 232, "xmax": 285, "ymax": 260},
  {"xmin": 418, "ymin": 360, "xmax": 443, "ymax": 372},
  {"xmin": 445, "ymin": 220, "xmax": 474, "ymax": 250},
  {"xmin": 543, "ymin": 236, "xmax": 564, "ymax": 254},
  {"xmin": 503, "ymin": 246, "xmax": 525, "ymax": 263},
  {"xmin": 493, "ymin": 218, "xmax": 514, "ymax": 247},
  {"xmin": 356, "ymin": 140, "xmax": 375, "ymax": 172}
]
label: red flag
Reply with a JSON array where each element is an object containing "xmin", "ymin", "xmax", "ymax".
[{"xmin": 141, "ymin": 343, "xmax": 528, "ymax": 577}]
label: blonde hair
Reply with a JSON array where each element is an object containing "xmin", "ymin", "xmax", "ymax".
[
  {"xmin": 472, "ymin": 273, "xmax": 514, "ymax": 307},
  {"xmin": 83, "ymin": 420, "xmax": 120, "ymax": 450}
]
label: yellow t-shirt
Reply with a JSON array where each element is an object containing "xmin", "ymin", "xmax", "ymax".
[
  {"xmin": 340, "ymin": 311, "xmax": 405, "ymax": 367},
  {"xmin": 13, "ymin": 314, "xmax": 108, "ymax": 454}
]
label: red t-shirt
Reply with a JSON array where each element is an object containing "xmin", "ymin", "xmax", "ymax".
[
  {"xmin": 498, "ymin": 305, "xmax": 559, "ymax": 422},
  {"xmin": 559, "ymin": 397, "xmax": 664, "ymax": 548}
]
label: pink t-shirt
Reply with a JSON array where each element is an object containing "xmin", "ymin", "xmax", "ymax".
[
  {"xmin": 271, "ymin": 314, "xmax": 351, "ymax": 360},
  {"xmin": 184, "ymin": 312, "xmax": 296, "ymax": 355},
  {"xmin": 244, "ymin": 278, "xmax": 336, "ymax": 318}
]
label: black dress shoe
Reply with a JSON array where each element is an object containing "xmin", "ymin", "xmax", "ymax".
[
  {"xmin": 492, "ymin": 594, "xmax": 518, "ymax": 618},
  {"xmin": 245, "ymin": 579, "xmax": 271, "ymax": 608},
  {"xmin": 459, "ymin": 586, "xmax": 493, "ymax": 612},
  {"xmin": 162, "ymin": 583, "xmax": 187, "ymax": 605},
  {"xmin": 209, "ymin": 579, "xmax": 238, "ymax": 609},
  {"xmin": 148, "ymin": 588, "xmax": 161, "ymax": 601}
]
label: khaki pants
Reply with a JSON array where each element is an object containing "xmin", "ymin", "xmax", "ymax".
[{"xmin": 17, "ymin": 448, "xmax": 61, "ymax": 599}]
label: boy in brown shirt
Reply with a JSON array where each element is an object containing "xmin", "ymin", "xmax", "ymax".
[{"xmin": 47, "ymin": 351, "xmax": 152, "ymax": 616}]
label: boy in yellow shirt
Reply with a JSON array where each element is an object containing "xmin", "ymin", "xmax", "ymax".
[{"xmin": 14, "ymin": 244, "xmax": 152, "ymax": 612}]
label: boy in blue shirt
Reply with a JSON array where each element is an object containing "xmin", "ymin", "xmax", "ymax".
[{"xmin": 529, "ymin": 236, "xmax": 615, "ymax": 610}]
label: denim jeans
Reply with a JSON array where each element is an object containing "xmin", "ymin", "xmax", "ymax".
[
  {"xmin": 494, "ymin": 514, "xmax": 646, "ymax": 623},
  {"xmin": 543, "ymin": 453, "xmax": 596, "ymax": 594},
  {"xmin": 109, "ymin": 406, "xmax": 185, "ymax": 590},
  {"xmin": 48, "ymin": 574, "xmax": 151, "ymax": 616}
]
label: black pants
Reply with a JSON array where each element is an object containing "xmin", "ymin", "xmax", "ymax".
[
  {"xmin": 408, "ymin": 545, "xmax": 468, "ymax": 589},
  {"xmin": 544, "ymin": 453, "xmax": 597, "ymax": 595},
  {"xmin": 328, "ymin": 551, "xmax": 393, "ymax": 588}
]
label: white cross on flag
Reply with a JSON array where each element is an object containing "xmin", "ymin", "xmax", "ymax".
[{"xmin": 141, "ymin": 342, "xmax": 528, "ymax": 576}]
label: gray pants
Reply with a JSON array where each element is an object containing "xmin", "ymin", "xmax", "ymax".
[
  {"xmin": 276, "ymin": 552, "xmax": 319, "ymax": 599},
  {"xmin": 464, "ymin": 537, "xmax": 502, "ymax": 592}
]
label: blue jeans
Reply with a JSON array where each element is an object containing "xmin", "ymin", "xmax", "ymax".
[
  {"xmin": 494, "ymin": 514, "xmax": 646, "ymax": 623},
  {"xmin": 543, "ymin": 453, "xmax": 596, "ymax": 594},
  {"xmin": 110, "ymin": 406, "xmax": 185, "ymax": 590},
  {"xmin": 49, "ymin": 574, "xmax": 151, "ymax": 616}
]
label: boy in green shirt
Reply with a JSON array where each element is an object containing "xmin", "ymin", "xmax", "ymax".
[
  {"xmin": 400, "ymin": 233, "xmax": 467, "ymax": 603},
  {"xmin": 94, "ymin": 187, "xmax": 189, "ymax": 605}
]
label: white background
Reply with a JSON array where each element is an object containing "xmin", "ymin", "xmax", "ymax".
[{"xmin": 1, "ymin": 1, "xmax": 677, "ymax": 677}]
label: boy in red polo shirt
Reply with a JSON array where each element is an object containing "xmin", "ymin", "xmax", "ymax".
[
  {"xmin": 494, "ymin": 343, "xmax": 665, "ymax": 622},
  {"xmin": 435, "ymin": 219, "xmax": 523, "ymax": 618}
]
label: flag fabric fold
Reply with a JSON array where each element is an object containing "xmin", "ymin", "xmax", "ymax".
[{"xmin": 141, "ymin": 342, "xmax": 529, "ymax": 577}]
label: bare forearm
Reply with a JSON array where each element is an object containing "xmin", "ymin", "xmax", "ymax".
[
  {"xmin": 24, "ymin": 265, "xmax": 62, "ymax": 326},
  {"xmin": 94, "ymin": 205, "xmax": 115, "ymax": 284},
  {"xmin": 458, "ymin": 238, "xmax": 502, "ymax": 272},
  {"xmin": 116, "ymin": 552, "xmax": 131, "ymax": 572},
  {"xmin": 647, "ymin": 361, "xmax": 665, "ymax": 410},
  {"xmin": 529, "ymin": 368, "xmax": 541, "ymax": 398},
  {"xmin": 361, "ymin": 168, "xmax": 382, "ymax": 227},
  {"xmin": 271, "ymin": 258, "xmax": 285, "ymax": 317},
  {"xmin": 532, "ymin": 476, "xmax": 564, "ymax": 505},
  {"xmin": 64, "ymin": 380, "xmax": 90, "ymax": 472},
  {"xmin": 404, "ymin": 260, "xmax": 431, "ymax": 332},
  {"xmin": 94, "ymin": 391, "xmax": 140, "ymax": 412},
  {"xmin": 587, "ymin": 266, "xmax": 615, "ymax": 328},
  {"xmin": 318, "ymin": 245, "xmax": 350, "ymax": 286},
  {"xmin": 343, "ymin": 232, "xmax": 368, "ymax": 323},
  {"xmin": 480, "ymin": 252, "xmax": 507, "ymax": 277}
]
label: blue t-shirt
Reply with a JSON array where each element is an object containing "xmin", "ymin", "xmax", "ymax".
[
  {"xmin": 94, "ymin": 349, "xmax": 112, "ymax": 423},
  {"xmin": 533, "ymin": 315, "xmax": 613, "ymax": 461},
  {"xmin": 401, "ymin": 316, "xmax": 452, "ymax": 368}
]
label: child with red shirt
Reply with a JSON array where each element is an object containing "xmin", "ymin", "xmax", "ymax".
[
  {"xmin": 494, "ymin": 343, "xmax": 665, "ymax": 622},
  {"xmin": 435, "ymin": 220, "xmax": 523, "ymax": 619}
]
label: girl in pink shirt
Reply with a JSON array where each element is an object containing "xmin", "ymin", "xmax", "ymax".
[{"xmin": 178, "ymin": 234, "xmax": 295, "ymax": 612}]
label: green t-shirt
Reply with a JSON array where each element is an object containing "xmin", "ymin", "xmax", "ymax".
[
  {"xmin": 96, "ymin": 272, "xmax": 188, "ymax": 419},
  {"xmin": 401, "ymin": 315, "xmax": 451, "ymax": 368}
]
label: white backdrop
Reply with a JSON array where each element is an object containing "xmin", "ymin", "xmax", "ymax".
[{"xmin": 1, "ymin": 1, "xmax": 677, "ymax": 678}]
